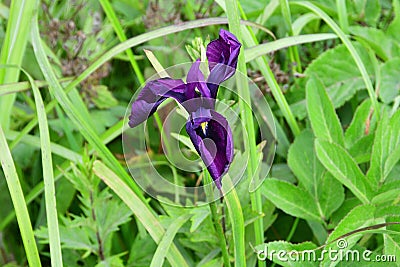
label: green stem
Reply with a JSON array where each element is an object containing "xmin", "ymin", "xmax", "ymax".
[
  {"xmin": 336, "ymin": 0, "xmax": 349, "ymax": 34},
  {"xmin": 279, "ymin": 0, "xmax": 302, "ymax": 73},
  {"xmin": 204, "ymin": 171, "xmax": 230, "ymax": 267},
  {"xmin": 286, "ymin": 217, "xmax": 300, "ymax": 242},
  {"xmin": 222, "ymin": 177, "xmax": 246, "ymax": 266},
  {"xmin": 225, "ymin": 0, "xmax": 259, "ymax": 266}
]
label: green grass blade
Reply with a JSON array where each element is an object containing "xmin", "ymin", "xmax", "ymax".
[
  {"xmin": 292, "ymin": 1, "xmax": 380, "ymax": 119},
  {"xmin": 336, "ymin": 0, "xmax": 349, "ymax": 34},
  {"xmin": 0, "ymin": 0, "xmax": 37, "ymax": 129},
  {"xmin": 24, "ymin": 69, "xmax": 63, "ymax": 267},
  {"xmin": 150, "ymin": 214, "xmax": 192, "ymax": 267},
  {"xmin": 279, "ymin": 0, "xmax": 302, "ymax": 72},
  {"xmin": 244, "ymin": 33, "xmax": 338, "ymax": 62},
  {"xmin": 225, "ymin": 1, "xmax": 251, "ymax": 265},
  {"xmin": 0, "ymin": 125, "xmax": 41, "ymax": 266},
  {"xmin": 0, "ymin": 75, "xmax": 73, "ymax": 96},
  {"xmin": 99, "ymin": 0, "xmax": 145, "ymax": 84},
  {"xmin": 92, "ymin": 160, "xmax": 189, "ymax": 267}
]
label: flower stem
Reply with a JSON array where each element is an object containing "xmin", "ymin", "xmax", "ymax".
[
  {"xmin": 203, "ymin": 171, "xmax": 231, "ymax": 267},
  {"xmin": 225, "ymin": 0, "xmax": 264, "ymax": 266}
]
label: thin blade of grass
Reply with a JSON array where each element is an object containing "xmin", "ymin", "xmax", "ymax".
[
  {"xmin": 150, "ymin": 214, "xmax": 192, "ymax": 267},
  {"xmin": 0, "ymin": 125, "xmax": 41, "ymax": 266},
  {"xmin": 0, "ymin": 0, "xmax": 37, "ymax": 129},
  {"xmin": 244, "ymin": 33, "xmax": 338, "ymax": 62},
  {"xmin": 25, "ymin": 69, "xmax": 63, "ymax": 267},
  {"xmin": 92, "ymin": 160, "xmax": 189, "ymax": 267}
]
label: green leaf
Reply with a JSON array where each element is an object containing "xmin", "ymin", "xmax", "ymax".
[
  {"xmin": 306, "ymin": 77, "xmax": 344, "ymax": 146},
  {"xmin": 315, "ymin": 139, "xmax": 372, "ymax": 204},
  {"xmin": 288, "ymin": 130, "xmax": 344, "ymax": 220},
  {"xmin": 318, "ymin": 172, "xmax": 345, "ymax": 220},
  {"xmin": 348, "ymin": 0, "xmax": 381, "ymax": 26},
  {"xmin": 262, "ymin": 178, "xmax": 323, "ymax": 223},
  {"xmin": 150, "ymin": 214, "xmax": 192, "ymax": 267},
  {"xmin": 387, "ymin": 0, "xmax": 400, "ymax": 42},
  {"xmin": 348, "ymin": 134, "xmax": 375, "ymax": 164},
  {"xmin": 379, "ymin": 58, "xmax": 400, "ymax": 104},
  {"xmin": 255, "ymin": 241, "xmax": 318, "ymax": 267},
  {"xmin": 322, "ymin": 204, "xmax": 376, "ymax": 266},
  {"xmin": 367, "ymin": 109, "xmax": 400, "ymax": 184},
  {"xmin": 349, "ymin": 26, "xmax": 399, "ymax": 61},
  {"xmin": 91, "ymin": 85, "xmax": 118, "ymax": 109},
  {"xmin": 344, "ymin": 100, "xmax": 375, "ymax": 148},
  {"xmin": 291, "ymin": 43, "xmax": 374, "ymax": 119},
  {"xmin": 288, "ymin": 130, "xmax": 325, "ymax": 192}
]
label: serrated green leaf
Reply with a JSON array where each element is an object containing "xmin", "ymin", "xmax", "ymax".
[
  {"xmin": 344, "ymin": 100, "xmax": 374, "ymax": 148},
  {"xmin": 262, "ymin": 178, "xmax": 323, "ymax": 223},
  {"xmin": 315, "ymin": 139, "xmax": 373, "ymax": 204},
  {"xmin": 349, "ymin": 26, "xmax": 398, "ymax": 61},
  {"xmin": 287, "ymin": 130, "xmax": 344, "ymax": 220},
  {"xmin": 379, "ymin": 58, "xmax": 400, "ymax": 104},
  {"xmin": 323, "ymin": 205, "xmax": 376, "ymax": 266},
  {"xmin": 306, "ymin": 77, "xmax": 344, "ymax": 146},
  {"xmin": 348, "ymin": 134, "xmax": 375, "ymax": 164},
  {"xmin": 367, "ymin": 109, "xmax": 400, "ymax": 184},
  {"xmin": 288, "ymin": 130, "xmax": 325, "ymax": 193},
  {"xmin": 318, "ymin": 172, "xmax": 345, "ymax": 220},
  {"xmin": 349, "ymin": 0, "xmax": 381, "ymax": 26},
  {"xmin": 91, "ymin": 85, "xmax": 119, "ymax": 109},
  {"xmin": 291, "ymin": 43, "xmax": 373, "ymax": 119}
]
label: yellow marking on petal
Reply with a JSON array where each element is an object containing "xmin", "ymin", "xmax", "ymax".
[{"xmin": 201, "ymin": 121, "xmax": 208, "ymax": 135}]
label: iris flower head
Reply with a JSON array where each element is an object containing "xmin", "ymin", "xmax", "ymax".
[{"xmin": 129, "ymin": 29, "xmax": 241, "ymax": 189}]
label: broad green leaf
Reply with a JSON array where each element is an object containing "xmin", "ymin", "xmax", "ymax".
[
  {"xmin": 318, "ymin": 172, "xmax": 345, "ymax": 220},
  {"xmin": 306, "ymin": 78, "xmax": 344, "ymax": 146},
  {"xmin": 367, "ymin": 109, "xmax": 400, "ymax": 184},
  {"xmin": 91, "ymin": 85, "xmax": 118, "ymax": 109},
  {"xmin": 255, "ymin": 241, "xmax": 318, "ymax": 267},
  {"xmin": 288, "ymin": 130, "xmax": 325, "ymax": 192},
  {"xmin": 323, "ymin": 205, "xmax": 376, "ymax": 266},
  {"xmin": 348, "ymin": 134, "xmax": 375, "ymax": 163},
  {"xmin": 344, "ymin": 100, "xmax": 375, "ymax": 148},
  {"xmin": 348, "ymin": 0, "xmax": 381, "ymax": 26},
  {"xmin": 291, "ymin": 43, "xmax": 373, "ymax": 119},
  {"xmin": 379, "ymin": 58, "xmax": 400, "ymax": 104},
  {"xmin": 262, "ymin": 178, "xmax": 323, "ymax": 223},
  {"xmin": 349, "ymin": 26, "xmax": 399, "ymax": 61},
  {"xmin": 315, "ymin": 139, "xmax": 372, "ymax": 204},
  {"xmin": 287, "ymin": 130, "xmax": 344, "ymax": 219},
  {"xmin": 387, "ymin": 0, "xmax": 400, "ymax": 42}
]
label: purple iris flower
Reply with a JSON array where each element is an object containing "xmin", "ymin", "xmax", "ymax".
[{"xmin": 129, "ymin": 29, "xmax": 241, "ymax": 189}]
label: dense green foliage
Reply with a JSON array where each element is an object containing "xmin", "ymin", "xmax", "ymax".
[{"xmin": 0, "ymin": 0, "xmax": 399, "ymax": 266}]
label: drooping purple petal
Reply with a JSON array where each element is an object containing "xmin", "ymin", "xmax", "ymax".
[
  {"xmin": 186, "ymin": 59, "xmax": 211, "ymax": 99},
  {"xmin": 128, "ymin": 78, "xmax": 186, "ymax": 128},
  {"xmin": 186, "ymin": 107, "xmax": 234, "ymax": 188},
  {"xmin": 206, "ymin": 29, "xmax": 241, "ymax": 98}
]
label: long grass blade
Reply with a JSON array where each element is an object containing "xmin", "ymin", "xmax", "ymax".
[
  {"xmin": 24, "ymin": 69, "xmax": 63, "ymax": 267},
  {"xmin": 0, "ymin": 0, "xmax": 37, "ymax": 129},
  {"xmin": 0, "ymin": 126, "xmax": 41, "ymax": 266}
]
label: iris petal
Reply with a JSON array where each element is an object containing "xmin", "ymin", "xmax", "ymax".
[
  {"xmin": 186, "ymin": 59, "xmax": 211, "ymax": 99},
  {"xmin": 128, "ymin": 78, "xmax": 186, "ymax": 128},
  {"xmin": 206, "ymin": 29, "xmax": 241, "ymax": 98},
  {"xmin": 186, "ymin": 107, "xmax": 234, "ymax": 189}
]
